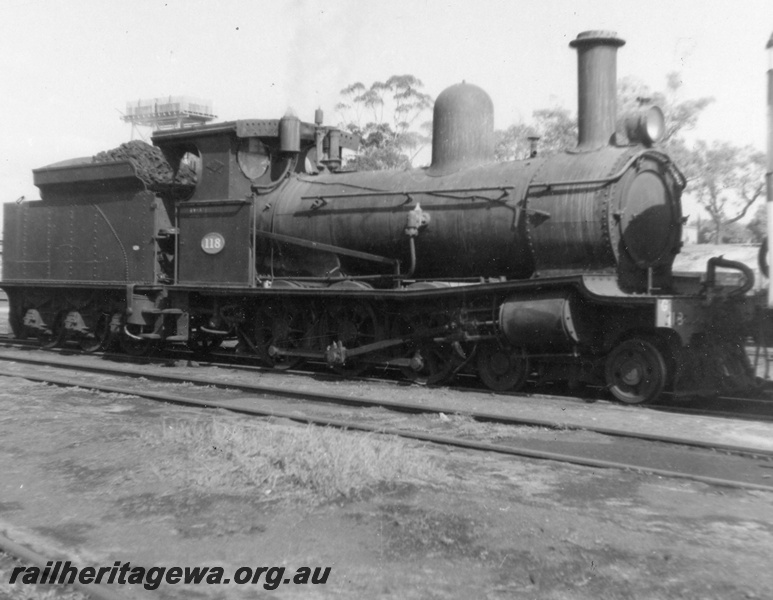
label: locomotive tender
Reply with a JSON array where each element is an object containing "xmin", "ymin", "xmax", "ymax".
[{"xmin": 2, "ymin": 31, "xmax": 760, "ymax": 403}]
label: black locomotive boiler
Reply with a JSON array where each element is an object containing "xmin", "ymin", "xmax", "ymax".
[{"xmin": 1, "ymin": 31, "xmax": 759, "ymax": 403}]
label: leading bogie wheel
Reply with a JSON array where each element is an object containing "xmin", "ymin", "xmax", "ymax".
[
  {"xmin": 477, "ymin": 342, "xmax": 530, "ymax": 392},
  {"xmin": 604, "ymin": 338, "xmax": 668, "ymax": 404}
]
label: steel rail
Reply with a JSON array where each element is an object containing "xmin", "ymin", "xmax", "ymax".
[
  {"xmin": 8, "ymin": 351, "xmax": 773, "ymax": 456},
  {"xmin": 645, "ymin": 402, "xmax": 773, "ymax": 422},
  {"xmin": 2, "ymin": 337, "xmax": 773, "ymax": 426},
  {"xmin": 0, "ymin": 351, "xmax": 772, "ymax": 460},
  {"xmin": 1, "ymin": 366, "xmax": 773, "ymax": 493}
]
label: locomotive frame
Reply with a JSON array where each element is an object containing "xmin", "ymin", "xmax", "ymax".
[{"xmin": 1, "ymin": 30, "xmax": 761, "ymax": 404}]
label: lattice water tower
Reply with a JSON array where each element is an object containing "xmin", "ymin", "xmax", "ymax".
[{"xmin": 123, "ymin": 96, "xmax": 216, "ymax": 136}]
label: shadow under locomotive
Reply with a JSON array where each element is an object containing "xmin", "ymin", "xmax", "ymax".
[{"xmin": 1, "ymin": 30, "xmax": 762, "ymax": 404}]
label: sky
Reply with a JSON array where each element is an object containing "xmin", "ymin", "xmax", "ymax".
[{"xmin": 1, "ymin": 0, "xmax": 772, "ymax": 217}]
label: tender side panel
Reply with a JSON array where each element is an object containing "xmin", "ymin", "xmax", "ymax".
[{"xmin": 3, "ymin": 191, "xmax": 159, "ymax": 283}]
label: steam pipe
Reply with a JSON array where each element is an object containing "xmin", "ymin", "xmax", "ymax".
[
  {"xmin": 706, "ymin": 257, "xmax": 755, "ymax": 297},
  {"xmin": 570, "ymin": 31, "xmax": 625, "ymax": 151},
  {"xmin": 404, "ymin": 236, "xmax": 417, "ymax": 278}
]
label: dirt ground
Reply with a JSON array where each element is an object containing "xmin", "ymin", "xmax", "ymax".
[{"xmin": 0, "ymin": 373, "xmax": 771, "ymax": 600}]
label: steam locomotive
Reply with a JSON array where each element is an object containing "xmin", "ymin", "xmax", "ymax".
[{"xmin": 1, "ymin": 31, "xmax": 761, "ymax": 403}]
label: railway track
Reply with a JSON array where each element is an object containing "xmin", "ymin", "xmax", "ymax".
[
  {"xmin": 0, "ymin": 347, "xmax": 771, "ymax": 455},
  {"xmin": 1, "ymin": 347, "xmax": 772, "ymax": 493},
  {"xmin": 2, "ymin": 336, "xmax": 772, "ymax": 421}
]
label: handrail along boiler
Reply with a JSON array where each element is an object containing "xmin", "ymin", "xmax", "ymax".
[{"xmin": 1, "ymin": 31, "xmax": 760, "ymax": 403}]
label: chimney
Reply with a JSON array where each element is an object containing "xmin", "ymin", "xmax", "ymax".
[{"xmin": 569, "ymin": 31, "xmax": 625, "ymax": 150}]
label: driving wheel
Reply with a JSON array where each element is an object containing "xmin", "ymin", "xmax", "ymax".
[
  {"xmin": 252, "ymin": 302, "xmax": 307, "ymax": 369},
  {"xmin": 394, "ymin": 313, "xmax": 458, "ymax": 386},
  {"xmin": 324, "ymin": 301, "xmax": 381, "ymax": 376}
]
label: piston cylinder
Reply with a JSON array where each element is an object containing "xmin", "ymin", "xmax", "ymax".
[{"xmin": 498, "ymin": 292, "xmax": 592, "ymax": 352}]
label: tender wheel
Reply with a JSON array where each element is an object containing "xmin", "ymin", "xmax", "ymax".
[
  {"xmin": 102, "ymin": 312, "xmax": 123, "ymax": 351},
  {"xmin": 38, "ymin": 312, "xmax": 65, "ymax": 349},
  {"xmin": 477, "ymin": 343, "xmax": 530, "ymax": 392},
  {"xmin": 605, "ymin": 338, "xmax": 667, "ymax": 404},
  {"xmin": 252, "ymin": 302, "xmax": 306, "ymax": 369},
  {"xmin": 79, "ymin": 313, "xmax": 111, "ymax": 353},
  {"xmin": 7, "ymin": 295, "xmax": 27, "ymax": 339}
]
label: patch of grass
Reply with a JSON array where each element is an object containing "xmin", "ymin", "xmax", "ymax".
[
  {"xmin": 142, "ymin": 417, "xmax": 439, "ymax": 502},
  {"xmin": 378, "ymin": 505, "xmax": 481, "ymax": 559}
]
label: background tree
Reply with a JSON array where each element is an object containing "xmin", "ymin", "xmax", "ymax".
[
  {"xmin": 336, "ymin": 75, "xmax": 433, "ymax": 170},
  {"xmin": 616, "ymin": 73, "xmax": 713, "ymax": 152},
  {"xmin": 746, "ymin": 198, "xmax": 768, "ymax": 244},
  {"xmin": 494, "ymin": 107, "xmax": 577, "ymax": 160},
  {"xmin": 697, "ymin": 219, "xmax": 753, "ymax": 244},
  {"xmin": 338, "ymin": 72, "xmax": 767, "ymax": 242},
  {"xmin": 623, "ymin": 74, "xmax": 766, "ymax": 242},
  {"xmin": 494, "ymin": 71, "xmax": 769, "ymax": 244},
  {"xmin": 493, "ymin": 122, "xmax": 532, "ymax": 162},
  {"xmin": 494, "ymin": 72, "xmax": 712, "ymax": 161},
  {"xmin": 685, "ymin": 141, "xmax": 765, "ymax": 243}
]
